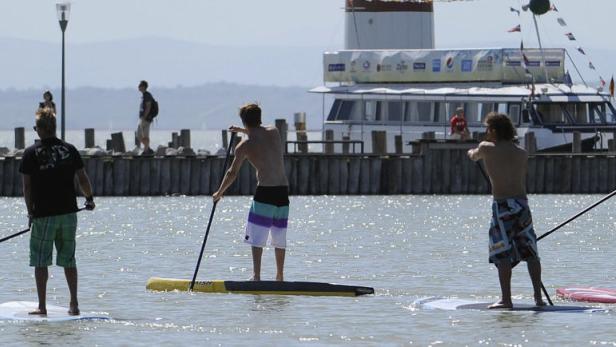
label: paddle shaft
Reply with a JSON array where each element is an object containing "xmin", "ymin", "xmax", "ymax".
[
  {"xmin": 0, "ymin": 208, "xmax": 87, "ymax": 244},
  {"xmin": 475, "ymin": 161, "xmax": 554, "ymax": 306},
  {"xmin": 190, "ymin": 132, "xmax": 237, "ymax": 290}
]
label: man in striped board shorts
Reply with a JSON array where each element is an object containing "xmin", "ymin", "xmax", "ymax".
[{"xmin": 213, "ymin": 103, "xmax": 289, "ymax": 281}]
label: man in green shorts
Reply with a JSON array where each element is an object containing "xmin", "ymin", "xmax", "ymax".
[{"xmin": 20, "ymin": 108, "xmax": 95, "ymax": 315}]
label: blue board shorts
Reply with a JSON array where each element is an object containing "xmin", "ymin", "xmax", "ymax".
[
  {"xmin": 30, "ymin": 213, "xmax": 78, "ymax": 268},
  {"xmin": 245, "ymin": 186, "xmax": 289, "ymax": 249},
  {"xmin": 488, "ymin": 198, "xmax": 540, "ymax": 267}
]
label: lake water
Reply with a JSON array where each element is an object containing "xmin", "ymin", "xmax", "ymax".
[{"xmin": 0, "ymin": 195, "xmax": 615, "ymax": 346}]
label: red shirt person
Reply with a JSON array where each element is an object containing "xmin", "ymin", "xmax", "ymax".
[{"xmin": 450, "ymin": 107, "xmax": 470, "ymax": 140}]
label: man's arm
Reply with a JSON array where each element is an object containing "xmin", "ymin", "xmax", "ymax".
[
  {"xmin": 213, "ymin": 143, "xmax": 247, "ymax": 202},
  {"xmin": 142, "ymin": 101, "xmax": 152, "ymax": 120},
  {"xmin": 76, "ymin": 168, "xmax": 96, "ymax": 210},
  {"xmin": 467, "ymin": 141, "xmax": 488, "ymax": 162},
  {"xmin": 22, "ymin": 174, "xmax": 34, "ymax": 218}
]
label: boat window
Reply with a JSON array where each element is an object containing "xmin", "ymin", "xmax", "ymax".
[
  {"xmin": 327, "ymin": 99, "xmax": 343, "ymax": 121},
  {"xmin": 589, "ymin": 103, "xmax": 607, "ymax": 123},
  {"xmin": 508, "ymin": 103, "xmax": 521, "ymax": 125},
  {"xmin": 536, "ymin": 103, "xmax": 565, "ymax": 123},
  {"xmin": 388, "ymin": 101, "xmax": 403, "ymax": 122},
  {"xmin": 497, "ymin": 103, "xmax": 508, "ymax": 114},
  {"xmin": 480, "ymin": 103, "xmax": 497, "ymax": 122},
  {"xmin": 466, "ymin": 102, "xmax": 480, "ymax": 123},
  {"xmin": 434, "ymin": 102, "xmax": 447, "ymax": 123},
  {"xmin": 364, "ymin": 100, "xmax": 377, "ymax": 121},
  {"xmin": 404, "ymin": 101, "xmax": 417, "ymax": 122},
  {"xmin": 337, "ymin": 100, "xmax": 356, "ymax": 121}
]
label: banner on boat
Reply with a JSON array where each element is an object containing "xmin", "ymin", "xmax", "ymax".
[{"xmin": 324, "ymin": 48, "xmax": 565, "ymax": 84}]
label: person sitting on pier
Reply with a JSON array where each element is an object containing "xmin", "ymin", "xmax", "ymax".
[
  {"xmin": 450, "ymin": 107, "xmax": 470, "ymax": 141},
  {"xmin": 467, "ymin": 112, "xmax": 546, "ymax": 309},
  {"xmin": 213, "ymin": 103, "xmax": 289, "ymax": 281}
]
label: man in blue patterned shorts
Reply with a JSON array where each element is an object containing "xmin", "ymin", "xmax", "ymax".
[
  {"xmin": 213, "ymin": 104, "xmax": 289, "ymax": 281},
  {"xmin": 468, "ymin": 112, "xmax": 546, "ymax": 309},
  {"xmin": 20, "ymin": 109, "xmax": 95, "ymax": 315}
]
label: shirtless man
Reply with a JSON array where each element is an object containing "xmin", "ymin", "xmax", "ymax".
[
  {"xmin": 467, "ymin": 112, "xmax": 546, "ymax": 309},
  {"xmin": 213, "ymin": 104, "xmax": 289, "ymax": 281}
]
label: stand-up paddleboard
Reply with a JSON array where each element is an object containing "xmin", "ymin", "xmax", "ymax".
[
  {"xmin": 147, "ymin": 277, "xmax": 374, "ymax": 297},
  {"xmin": 0, "ymin": 301, "xmax": 109, "ymax": 322},
  {"xmin": 557, "ymin": 287, "xmax": 616, "ymax": 304},
  {"xmin": 415, "ymin": 297, "xmax": 606, "ymax": 313}
]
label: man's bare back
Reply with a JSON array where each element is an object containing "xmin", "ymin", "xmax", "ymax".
[
  {"xmin": 469, "ymin": 140, "xmax": 528, "ymax": 200},
  {"xmin": 237, "ymin": 126, "xmax": 288, "ymax": 187}
]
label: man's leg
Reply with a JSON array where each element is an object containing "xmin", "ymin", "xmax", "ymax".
[
  {"xmin": 527, "ymin": 259, "xmax": 546, "ymax": 306},
  {"xmin": 251, "ymin": 247, "xmax": 263, "ymax": 281},
  {"xmin": 64, "ymin": 267, "xmax": 79, "ymax": 315},
  {"xmin": 274, "ymin": 248, "xmax": 285, "ymax": 281},
  {"xmin": 30, "ymin": 267, "xmax": 48, "ymax": 315},
  {"xmin": 143, "ymin": 137, "xmax": 150, "ymax": 151},
  {"xmin": 489, "ymin": 262, "xmax": 513, "ymax": 309}
]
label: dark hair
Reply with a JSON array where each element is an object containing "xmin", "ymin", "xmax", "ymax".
[
  {"xmin": 35, "ymin": 108, "xmax": 57, "ymax": 134},
  {"xmin": 43, "ymin": 90, "xmax": 53, "ymax": 101},
  {"xmin": 139, "ymin": 80, "xmax": 148, "ymax": 89},
  {"xmin": 484, "ymin": 112, "xmax": 516, "ymax": 141},
  {"xmin": 239, "ymin": 103, "xmax": 262, "ymax": 128}
]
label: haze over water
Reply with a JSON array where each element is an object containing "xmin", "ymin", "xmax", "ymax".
[{"xmin": 0, "ymin": 195, "xmax": 614, "ymax": 345}]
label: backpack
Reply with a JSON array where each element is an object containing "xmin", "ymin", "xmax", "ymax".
[{"xmin": 148, "ymin": 98, "xmax": 159, "ymax": 121}]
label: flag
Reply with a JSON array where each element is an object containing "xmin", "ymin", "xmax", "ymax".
[
  {"xmin": 565, "ymin": 32, "xmax": 576, "ymax": 41},
  {"xmin": 508, "ymin": 25, "xmax": 521, "ymax": 33},
  {"xmin": 557, "ymin": 18, "xmax": 567, "ymax": 26},
  {"xmin": 589, "ymin": 62, "xmax": 596, "ymax": 70},
  {"xmin": 510, "ymin": 7, "xmax": 521, "ymax": 15},
  {"xmin": 577, "ymin": 47, "xmax": 586, "ymax": 55},
  {"xmin": 610, "ymin": 77, "xmax": 615, "ymax": 98},
  {"xmin": 563, "ymin": 71, "xmax": 573, "ymax": 87},
  {"xmin": 522, "ymin": 53, "xmax": 531, "ymax": 66},
  {"xmin": 551, "ymin": 4, "xmax": 559, "ymax": 12},
  {"xmin": 600, "ymin": 77, "xmax": 606, "ymax": 87}
]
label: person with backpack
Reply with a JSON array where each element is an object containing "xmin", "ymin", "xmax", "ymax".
[{"xmin": 136, "ymin": 80, "xmax": 158, "ymax": 155}]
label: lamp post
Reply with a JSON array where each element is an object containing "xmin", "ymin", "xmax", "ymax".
[{"xmin": 56, "ymin": 2, "xmax": 71, "ymax": 140}]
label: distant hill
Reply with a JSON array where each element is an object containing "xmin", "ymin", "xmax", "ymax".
[
  {"xmin": 0, "ymin": 37, "xmax": 330, "ymax": 89},
  {"xmin": 0, "ymin": 83, "xmax": 330, "ymax": 130}
]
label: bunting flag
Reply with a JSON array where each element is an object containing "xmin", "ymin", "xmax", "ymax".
[
  {"xmin": 610, "ymin": 77, "xmax": 615, "ymax": 98},
  {"xmin": 600, "ymin": 77, "xmax": 606, "ymax": 87},
  {"xmin": 565, "ymin": 33, "xmax": 576, "ymax": 41},
  {"xmin": 510, "ymin": 7, "xmax": 521, "ymax": 16},
  {"xmin": 589, "ymin": 62, "xmax": 596, "ymax": 70},
  {"xmin": 563, "ymin": 71, "xmax": 573, "ymax": 87},
  {"xmin": 577, "ymin": 47, "xmax": 586, "ymax": 55},
  {"xmin": 508, "ymin": 24, "xmax": 521, "ymax": 33},
  {"xmin": 557, "ymin": 18, "xmax": 567, "ymax": 26},
  {"xmin": 551, "ymin": 4, "xmax": 559, "ymax": 12}
]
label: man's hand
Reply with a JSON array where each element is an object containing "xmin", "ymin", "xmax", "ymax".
[
  {"xmin": 85, "ymin": 196, "xmax": 96, "ymax": 211},
  {"xmin": 213, "ymin": 191, "xmax": 223, "ymax": 203},
  {"xmin": 229, "ymin": 126, "xmax": 247, "ymax": 134}
]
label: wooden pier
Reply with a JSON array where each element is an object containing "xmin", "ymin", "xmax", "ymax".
[{"xmin": 1, "ymin": 144, "xmax": 616, "ymax": 196}]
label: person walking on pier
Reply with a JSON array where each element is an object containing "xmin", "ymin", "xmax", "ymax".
[
  {"xmin": 137, "ymin": 80, "xmax": 157, "ymax": 155},
  {"xmin": 213, "ymin": 103, "xmax": 290, "ymax": 281},
  {"xmin": 20, "ymin": 108, "xmax": 96, "ymax": 316},
  {"xmin": 467, "ymin": 112, "xmax": 545, "ymax": 309}
]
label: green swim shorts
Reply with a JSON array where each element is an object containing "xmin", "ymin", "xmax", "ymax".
[{"xmin": 30, "ymin": 213, "xmax": 78, "ymax": 268}]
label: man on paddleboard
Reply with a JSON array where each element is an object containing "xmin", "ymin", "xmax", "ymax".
[
  {"xmin": 467, "ymin": 112, "xmax": 545, "ymax": 309},
  {"xmin": 20, "ymin": 109, "xmax": 96, "ymax": 315},
  {"xmin": 213, "ymin": 104, "xmax": 289, "ymax": 281}
]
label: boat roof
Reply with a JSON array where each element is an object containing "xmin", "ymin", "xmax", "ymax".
[{"xmin": 310, "ymin": 83, "xmax": 610, "ymax": 103}]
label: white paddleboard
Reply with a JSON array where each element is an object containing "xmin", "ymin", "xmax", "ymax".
[
  {"xmin": 415, "ymin": 297, "xmax": 606, "ymax": 313},
  {"xmin": 0, "ymin": 301, "xmax": 109, "ymax": 322}
]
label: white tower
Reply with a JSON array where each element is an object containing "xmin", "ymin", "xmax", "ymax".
[{"xmin": 345, "ymin": 0, "xmax": 435, "ymax": 50}]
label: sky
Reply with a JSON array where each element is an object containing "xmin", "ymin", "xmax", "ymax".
[{"xmin": 1, "ymin": 0, "xmax": 615, "ymax": 87}]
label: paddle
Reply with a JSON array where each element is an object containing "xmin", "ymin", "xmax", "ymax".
[
  {"xmin": 0, "ymin": 207, "xmax": 87, "ymax": 244},
  {"xmin": 475, "ymin": 161, "xmax": 554, "ymax": 306},
  {"xmin": 189, "ymin": 132, "xmax": 237, "ymax": 291}
]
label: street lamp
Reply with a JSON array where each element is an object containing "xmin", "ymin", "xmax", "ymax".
[{"xmin": 56, "ymin": 2, "xmax": 71, "ymax": 140}]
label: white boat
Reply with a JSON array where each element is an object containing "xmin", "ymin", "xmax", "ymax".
[{"xmin": 312, "ymin": 0, "xmax": 616, "ymax": 153}]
